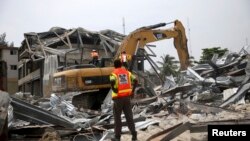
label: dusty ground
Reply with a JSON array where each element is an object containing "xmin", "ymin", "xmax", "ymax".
[{"xmin": 105, "ymin": 105, "xmax": 248, "ymax": 141}]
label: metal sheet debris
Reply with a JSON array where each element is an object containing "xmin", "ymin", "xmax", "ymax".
[{"xmin": 6, "ymin": 27, "xmax": 250, "ymax": 141}]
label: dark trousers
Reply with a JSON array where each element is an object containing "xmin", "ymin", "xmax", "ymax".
[
  {"xmin": 113, "ymin": 96, "xmax": 136, "ymax": 138},
  {"xmin": 92, "ymin": 57, "xmax": 98, "ymax": 66}
]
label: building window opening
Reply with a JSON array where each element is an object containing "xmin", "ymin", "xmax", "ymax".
[
  {"xmin": 10, "ymin": 50, "xmax": 17, "ymax": 55},
  {"xmin": 10, "ymin": 65, "xmax": 17, "ymax": 70}
]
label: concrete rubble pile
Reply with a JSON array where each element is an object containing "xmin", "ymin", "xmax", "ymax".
[{"xmin": 3, "ymin": 46, "xmax": 250, "ymax": 141}]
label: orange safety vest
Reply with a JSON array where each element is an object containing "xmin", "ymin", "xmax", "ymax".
[{"xmin": 111, "ymin": 68, "xmax": 132, "ymax": 99}]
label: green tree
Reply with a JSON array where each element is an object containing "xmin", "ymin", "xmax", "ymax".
[
  {"xmin": 0, "ymin": 33, "xmax": 8, "ymax": 46},
  {"xmin": 0, "ymin": 32, "xmax": 14, "ymax": 47},
  {"xmin": 199, "ymin": 47, "xmax": 228, "ymax": 63},
  {"xmin": 157, "ymin": 54, "xmax": 179, "ymax": 77}
]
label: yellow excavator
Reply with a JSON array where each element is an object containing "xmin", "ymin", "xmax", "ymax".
[{"xmin": 52, "ymin": 20, "xmax": 189, "ymax": 109}]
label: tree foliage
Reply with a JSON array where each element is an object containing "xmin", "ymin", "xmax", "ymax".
[
  {"xmin": 189, "ymin": 56, "xmax": 198, "ymax": 67},
  {"xmin": 0, "ymin": 33, "xmax": 8, "ymax": 46},
  {"xmin": 0, "ymin": 32, "xmax": 14, "ymax": 47},
  {"xmin": 199, "ymin": 47, "xmax": 228, "ymax": 63},
  {"xmin": 157, "ymin": 54, "xmax": 179, "ymax": 77}
]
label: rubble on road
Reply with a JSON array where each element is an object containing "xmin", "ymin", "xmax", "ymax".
[
  {"xmin": 0, "ymin": 91, "xmax": 10, "ymax": 140},
  {"xmin": 5, "ymin": 46, "xmax": 250, "ymax": 141}
]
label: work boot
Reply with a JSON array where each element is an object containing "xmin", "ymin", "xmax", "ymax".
[{"xmin": 132, "ymin": 132, "xmax": 137, "ymax": 141}]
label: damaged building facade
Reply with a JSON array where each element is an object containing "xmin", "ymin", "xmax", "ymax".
[{"xmin": 18, "ymin": 27, "xmax": 128, "ymax": 97}]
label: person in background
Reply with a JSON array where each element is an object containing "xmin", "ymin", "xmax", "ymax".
[
  {"xmin": 91, "ymin": 49, "xmax": 99, "ymax": 65},
  {"xmin": 110, "ymin": 59, "xmax": 138, "ymax": 141},
  {"xmin": 119, "ymin": 51, "xmax": 129, "ymax": 69}
]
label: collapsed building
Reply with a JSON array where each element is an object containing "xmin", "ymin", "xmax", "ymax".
[
  {"xmin": 4, "ymin": 45, "xmax": 250, "ymax": 141},
  {"xmin": 18, "ymin": 27, "xmax": 126, "ymax": 97},
  {"xmin": 17, "ymin": 25, "xmax": 158, "ymax": 99},
  {"xmin": 1, "ymin": 38, "xmax": 250, "ymax": 141},
  {"xmin": 4, "ymin": 22, "xmax": 250, "ymax": 140}
]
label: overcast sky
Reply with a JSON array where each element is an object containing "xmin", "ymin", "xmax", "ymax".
[{"xmin": 1, "ymin": 0, "xmax": 249, "ymax": 67}]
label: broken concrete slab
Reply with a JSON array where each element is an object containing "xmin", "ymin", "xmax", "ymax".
[
  {"xmin": 0, "ymin": 91, "xmax": 10, "ymax": 140},
  {"xmin": 10, "ymin": 96, "xmax": 78, "ymax": 129},
  {"xmin": 220, "ymin": 83, "xmax": 250, "ymax": 107}
]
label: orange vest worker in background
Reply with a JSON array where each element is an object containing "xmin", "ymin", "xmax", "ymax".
[
  {"xmin": 91, "ymin": 49, "xmax": 99, "ymax": 65},
  {"xmin": 119, "ymin": 51, "xmax": 129, "ymax": 69}
]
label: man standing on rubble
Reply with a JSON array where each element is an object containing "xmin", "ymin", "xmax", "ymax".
[{"xmin": 110, "ymin": 59, "xmax": 138, "ymax": 141}]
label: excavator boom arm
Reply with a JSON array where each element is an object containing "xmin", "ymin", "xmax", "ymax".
[{"xmin": 116, "ymin": 20, "xmax": 190, "ymax": 70}]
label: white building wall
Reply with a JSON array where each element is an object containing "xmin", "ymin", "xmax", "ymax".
[
  {"xmin": 2, "ymin": 49, "xmax": 18, "ymax": 78},
  {"xmin": 1, "ymin": 48, "xmax": 18, "ymax": 94}
]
